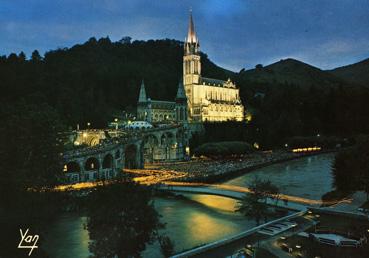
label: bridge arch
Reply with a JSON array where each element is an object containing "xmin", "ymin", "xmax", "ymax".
[
  {"xmin": 88, "ymin": 137, "xmax": 100, "ymax": 146},
  {"xmin": 124, "ymin": 144, "xmax": 138, "ymax": 169},
  {"xmin": 102, "ymin": 153, "xmax": 113, "ymax": 169},
  {"xmin": 85, "ymin": 157, "xmax": 100, "ymax": 171}
]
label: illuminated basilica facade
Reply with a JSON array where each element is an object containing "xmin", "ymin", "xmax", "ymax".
[
  {"xmin": 137, "ymin": 12, "xmax": 244, "ymax": 124},
  {"xmin": 183, "ymin": 12, "xmax": 244, "ymax": 122}
]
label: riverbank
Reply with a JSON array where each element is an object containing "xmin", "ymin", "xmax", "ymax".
[{"xmin": 145, "ymin": 149, "xmax": 336, "ymax": 184}]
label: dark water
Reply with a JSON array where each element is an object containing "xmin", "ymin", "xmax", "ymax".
[
  {"xmin": 224, "ymin": 153, "xmax": 335, "ymax": 200},
  {"xmin": 44, "ymin": 195, "xmax": 254, "ymax": 258},
  {"xmin": 44, "ymin": 153, "xmax": 334, "ymax": 257}
]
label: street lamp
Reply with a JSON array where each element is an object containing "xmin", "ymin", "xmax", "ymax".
[
  {"xmin": 114, "ymin": 118, "xmax": 118, "ymax": 130},
  {"xmin": 87, "ymin": 122, "xmax": 91, "ymax": 129}
]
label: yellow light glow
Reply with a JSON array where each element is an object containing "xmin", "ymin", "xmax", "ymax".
[
  {"xmin": 245, "ymin": 113, "xmax": 252, "ymax": 122},
  {"xmin": 185, "ymin": 146, "xmax": 190, "ymax": 155}
]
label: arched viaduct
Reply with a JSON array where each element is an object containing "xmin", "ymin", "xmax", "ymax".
[{"xmin": 63, "ymin": 124, "xmax": 190, "ymax": 183}]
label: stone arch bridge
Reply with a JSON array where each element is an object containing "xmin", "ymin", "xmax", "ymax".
[{"xmin": 63, "ymin": 124, "xmax": 190, "ymax": 183}]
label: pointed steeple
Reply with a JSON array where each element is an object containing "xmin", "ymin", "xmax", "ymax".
[
  {"xmin": 176, "ymin": 80, "xmax": 187, "ymax": 100},
  {"xmin": 138, "ymin": 80, "xmax": 147, "ymax": 103},
  {"xmin": 186, "ymin": 9, "xmax": 198, "ymax": 44}
]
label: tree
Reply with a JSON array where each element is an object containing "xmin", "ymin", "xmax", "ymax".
[
  {"xmin": 0, "ymin": 101, "xmax": 66, "ymax": 257},
  {"xmin": 18, "ymin": 51, "xmax": 26, "ymax": 62},
  {"xmin": 31, "ymin": 50, "xmax": 42, "ymax": 62},
  {"xmin": 237, "ymin": 177, "xmax": 280, "ymax": 225},
  {"xmin": 255, "ymin": 64, "xmax": 263, "ymax": 69},
  {"xmin": 85, "ymin": 180, "xmax": 162, "ymax": 258},
  {"xmin": 0, "ymin": 101, "xmax": 64, "ymax": 196},
  {"xmin": 332, "ymin": 136, "xmax": 369, "ymax": 196},
  {"xmin": 158, "ymin": 235, "xmax": 175, "ymax": 258}
]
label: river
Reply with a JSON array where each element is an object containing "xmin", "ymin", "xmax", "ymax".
[
  {"xmin": 44, "ymin": 153, "xmax": 335, "ymax": 257},
  {"xmin": 224, "ymin": 153, "xmax": 335, "ymax": 200}
]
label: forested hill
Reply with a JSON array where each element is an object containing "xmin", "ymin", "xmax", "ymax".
[
  {"xmin": 238, "ymin": 58, "xmax": 349, "ymax": 89},
  {"xmin": 329, "ymin": 57, "xmax": 369, "ymax": 87},
  {"xmin": 1, "ymin": 36, "xmax": 369, "ymax": 141},
  {"xmin": 0, "ymin": 37, "xmax": 232, "ymax": 127}
]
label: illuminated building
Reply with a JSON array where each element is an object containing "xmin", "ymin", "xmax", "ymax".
[{"xmin": 183, "ymin": 11, "xmax": 245, "ymax": 122}]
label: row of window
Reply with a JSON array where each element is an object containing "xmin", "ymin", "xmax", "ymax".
[
  {"xmin": 184, "ymin": 60, "xmax": 200, "ymax": 74},
  {"xmin": 207, "ymin": 105, "xmax": 243, "ymax": 112},
  {"xmin": 205, "ymin": 90, "xmax": 239, "ymax": 102}
]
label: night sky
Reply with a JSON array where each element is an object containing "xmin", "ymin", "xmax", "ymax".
[{"xmin": 1, "ymin": 0, "xmax": 369, "ymax": 71}]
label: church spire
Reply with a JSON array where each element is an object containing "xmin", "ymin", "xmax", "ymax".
[
  {"xmin": 184, "ymin": 9, "xmax": 199, "ymax": 55},
  {"xmin": 186, "ymin": 9, "xmax": 198, "ymax": 44},
  {"xmin": 176, "ymin": 79, "xmax": 187, "ymax": 100},
  {"xmin": 138, "ymin": 80, "xmax": 147, "ymax": 103}
]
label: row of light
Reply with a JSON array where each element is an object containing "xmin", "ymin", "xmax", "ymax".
[{"xmin": 292, "ymin": 146, "xmax": 321, "ymax": 153}]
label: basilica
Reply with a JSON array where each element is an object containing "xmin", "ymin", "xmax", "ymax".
[{"xmin": 137, "ymin": 11, "xmax": 245, "ymax": 124}]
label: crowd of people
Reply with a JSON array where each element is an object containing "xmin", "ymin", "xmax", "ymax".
[{"xmin": 146, "ymin": 150, "xmax": 305, "ymax": 182}]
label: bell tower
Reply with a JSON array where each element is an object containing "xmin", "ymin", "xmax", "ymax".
[{"xmin": 183, "ymin": 10, "xmax": 201, "ymax": 121}]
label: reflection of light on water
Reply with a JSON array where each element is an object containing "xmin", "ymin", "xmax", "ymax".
[
  {"xmin": 186, "ymin": 194, "xmax": 238, "ymax": 212},
  {"xmin": 308, "ymin": 157, "xmax": 312, "ymax": 164},
  {"xmin": 185, "ymin": 212, "xmax": 235, "ymax": 242}
]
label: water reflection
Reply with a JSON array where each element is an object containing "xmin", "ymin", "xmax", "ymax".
[
  {"xmin": 224, "ymin": 153, "xmax": 335, "ymax": 200},
  {"xmin": 142, "ymin": 195, "xmax": 255, "ymax": 257},
  {"xmin": 184, "ymin": 194, "xmax": 239, "ymax": 212}
]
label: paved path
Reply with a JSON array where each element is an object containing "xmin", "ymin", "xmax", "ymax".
[
  {"xmin": 161, "ymin": 184, "xmax": 318, "ymax": 211},
  {"xmin": 327, "ymin": 191, "xmax": 366, "ymax": 213}
]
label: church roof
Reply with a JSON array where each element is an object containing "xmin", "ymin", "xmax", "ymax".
[
  {"xmin": 201, "ymin": 77, "xmax": 225, "ymax": 86},
  {"xmin": 176, "ymin": 80, "xmax": 187, "ymax": 100},
  {"xmin": 150, "ymin": 100, "xmax": 176, "ymax": 109},
  {"xmin": 200, "ymin": 77, "xmax": 237, "ymax": 88}
]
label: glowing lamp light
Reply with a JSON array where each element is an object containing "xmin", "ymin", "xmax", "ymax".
[
  {"xmin": 83, "ymin": 133, "xmax": 87, "ymax": 138},
  {"xmin": 185, "ymin": 146, "xmax": 190, "ymax": 155},
  {"xmin": 296, "ymin": 245, "xmax": 301, "ymax": 249},
  {"xmin": 114, "ymin": 118, "xmax": 118, "ymax": 122}
]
